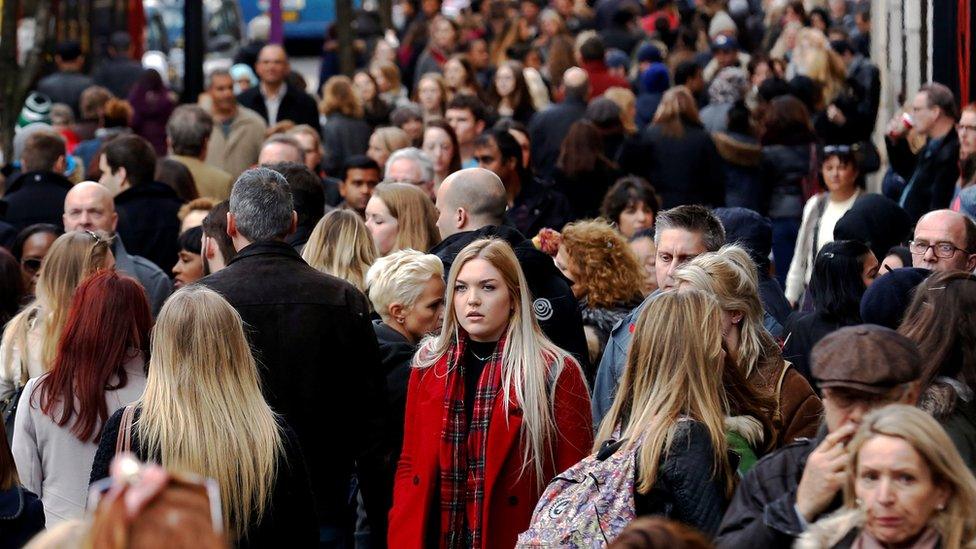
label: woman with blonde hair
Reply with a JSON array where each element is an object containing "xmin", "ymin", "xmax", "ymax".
[
  {"xmin": 371, "ymin": 61, "xmax": 409, "ymax": 108},
  {"xmin": 673, "ymin": 245, "xmax": 822, "ymax": 447},
  {"xmin": 389, "ymin": 238, "xmax": 592, "ymax": 549},
  {"xmin": 641, "ymin": 85, "xmax": 725, "ymax": 208},
  {"xmin": 367, "ymin": 126, "xmax": 412, "ymax": 171},
  {"xmin": 798, "ymin": 405, "xmax": 976, "ymax": 549},
  {"xmin": 320, "ymin": 75, "xmax": 371, "ymax": 174},
  {"xmin": 302, "ymin": 209, "xmax": 377, "ymax": 293},
  {"xmin": 89, "ymin": 285, "xmax": 317, "ymax": 546},
  {"xmin": 364, "ymin": 182, "xmax": 440, "ymax": 257},
  {"xmin": 0, "ymin": 231, "xmax": 114, "ymax": 399},
  {"xmin": 554, "ymin": 219, "xmax": 645, "ymax": 366},
  {"xmin": 603, "ymin": 87, "xmax": 639, "ymax": 135},
  {"xmin": 595, "ymin": 289, "xmax": 736, "ymax": 536}
]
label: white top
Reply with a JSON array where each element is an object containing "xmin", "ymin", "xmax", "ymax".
[
  {"xmin": 262, "ymin": 82, "xmax": 287, "ymax": 125},
  {"xmin": 11, "ymin": 353, "xmax": 147, "ymax": 527},
  {"xmin": 784, "ymin": 189, "xmax": 861, "ymax": 304},
  {"xmin": 0, "ymin": 309, "xmax": 46, "ymax": 400}
]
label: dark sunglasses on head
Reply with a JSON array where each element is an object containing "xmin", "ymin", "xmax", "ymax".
[{"xmin": 823, "ymin": 144, "xmax": 853, "ymax": 156}]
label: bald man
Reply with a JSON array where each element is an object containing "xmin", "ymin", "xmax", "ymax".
[
  {"xmin": 430, "ymin": 168, "xmax": 591, "ymax": 376},
  {"xmin": 63, "ymin": 182, "xmax": 172, "ymax": 314},
  {"xmin": 237, "ymin": 44, "xmax": 321, "ymax": 132},
  {"xmin": 528, "ymin": 67, "xmax": 591, "ymax": 179},
  {"xmin": 911, "ymin": 209, "xmax": 976, "ymax": 272}
]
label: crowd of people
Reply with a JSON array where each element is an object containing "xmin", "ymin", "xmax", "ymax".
[{"xmin": 1, "ymin": 0, "xmax": 976, "ymax": 547}]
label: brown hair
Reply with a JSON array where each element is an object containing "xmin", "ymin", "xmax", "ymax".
[
  {"xmin": 0, "ymin": 421, "xmax": 16, "ymax": 490},
  {"xmin": 80, "ymin": 86, "xmax": 114, "ymax": 121},
  {"xmin": 20, "ymin": 130, "xmax": 66, "ymax": 172},
  {"xmin": 760, "ymin": 95, "xmax": 816, "ymax": 145},
  {"xmin": 102, "ymin": 98, "xmax": 133, "ymax": 128},
  {"xmin": 556, "ymin": 120, "xmax": 615, "ymax": 176},
  {"xmin": 898, "ymin": 271, "xmax": 976, "ymax": 390},
  {"xmin": 372, "ymin": 182, "xmax": 441, "ymax": 253},
  {"xmin": 560, "ymin": 219, "xmax": 645, "ymax": 309},
  {"xmin": 320, "ymin": 75, "xmax": 364, "ymax": 118},
  {"xmin": 608, "ymin": 516, "xmax": 713, "ymax": 548},
  {"xmin": 652, "ymin": 86, "xmax": 701, "ymax": 139}
]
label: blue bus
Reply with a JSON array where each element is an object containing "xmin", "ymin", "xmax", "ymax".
[{"xmin": 239, "ymin": 0, "xmax": 351, "ymax": 40}]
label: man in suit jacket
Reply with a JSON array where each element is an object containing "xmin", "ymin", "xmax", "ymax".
[{"xmin": 237, "ymin": 45, "xmax": 321, "ymax": 133}]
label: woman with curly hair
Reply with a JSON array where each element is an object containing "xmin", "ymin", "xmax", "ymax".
[{"xmin": 555, "ymin": 219, "xmax": 646, "ymax": 365}]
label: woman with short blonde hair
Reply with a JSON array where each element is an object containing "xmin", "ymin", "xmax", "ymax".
[
  {"xmin": 0, "ymin": 231, "xmax": 113, "ymax": 398},
  {"xmin": 89, "ymin": 286, "xmax": 317, "ymax": 545},
  {"xmin": 389, "ymin": 238, "xmax": 592, "ymax": 548},
  {"xmin": 798, "ymin": 405, "xmax": 976, "ymax": 549},
  {"xmin": 366, "ymin": 250, "xmax": 444, "ymax": 328},
  {"xmin": 364, "ymin": 183, "xmax": 440, "ymax": 257},
  {"xmin": 302, "ymin": 209, "xmax": 377, "ymax": 292},
  {"xmin": 603, "ymin": 87, "xmax": 638, "ymax": 135}
]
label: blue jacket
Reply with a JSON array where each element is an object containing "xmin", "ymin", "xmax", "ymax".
[{"xmin": 0, "ymin": 486, "xmax": 44, "ymax": 549}]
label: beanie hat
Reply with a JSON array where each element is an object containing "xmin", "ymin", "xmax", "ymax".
[
  {"xmin": 708, "ymin": 11, "xmax": 737, "ymax": 39},
  {"xmin": 640, "ymin": 63, "xmax": 671, "ymax": 94},
  {"xmin": 859, "ymin": 268, "xmax": 931, "ymax": 329},
  {"xmin": 17, "ymin": 92, "xmax": 52, "ymax": 129}
]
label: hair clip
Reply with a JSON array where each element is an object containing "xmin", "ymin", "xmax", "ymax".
[
  {"xmin": 822, "ymin": 252, "xmax": 835, "ymax": 259},
  {"xmin": 928, "ymin": 286, "xmax": 947, "ymax": 291}
]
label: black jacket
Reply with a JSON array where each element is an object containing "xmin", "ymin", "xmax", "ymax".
[
  {"xmin": 0, "ymin": 486, "xmax": 44, "ymax": 549},
  {"xmin": 372, "ymin": 320, "xmax": 416, "ymax": 463},
  {"xmin": 91, "ymin": 407, "xmax": 318, "ymax": 548},
  {"xmin": 636, "ymin": 123, "xmax": 726, "ymax": 209},
  {"xmin": 885, "ymin": 130, "xmax": 960, "ymax": 224},
  {"xmin": 528, "ymin": 98, "xmax": 588, "ymax": 180},
  {"xmin": 237, "ymin": 85, "xmax": 321, "ymax": 133},
  {"xmin": 320, "ymin": 113, "xmax": 372, "ymax": 175},
  {"xmin": 199, "ymin": 241, "xmax": 390, "ymax": 540},
  {"xmin": 783, "ymin": 311, "xmax": 856, "ymax": 384},
  {"xmin": 506, "ymin": 178, "xmax": 574, "ymax": 238},
  {"xmin": 115, "ymin": 181, "xmax": 183, "ymax": 273},
  {"xmin": 36, "ymin": 70, "xmax": 94, "ymax": 118},
  {"xmin": 0, "ymin": 170, "xmax": 73, "ymax": 230},
  {"xmin": 759, "ymin": 142, "xmax": 816, "ymax": 220},
  {"xmin": 430, "ymin": 225, "xmax": 591, "ymax": 378},
  {"xmin": 92, "ymin": 57, "xmax": 144, "ymax": 98},
  {"xmin": 551, "ymin": 161, "xmax": 624, "ymax": 222},
  {"xmin": 715, "ymin": 432, "xmax": 838, "ymax": 548},
  {"xmin": 631, "ymin": 420, "xmax": 731, "ymax": 537}
]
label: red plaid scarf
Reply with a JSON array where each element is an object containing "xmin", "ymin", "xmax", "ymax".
[{"xmin": 439, "ymin": 335, "xmax": 506, "ymax": 549}]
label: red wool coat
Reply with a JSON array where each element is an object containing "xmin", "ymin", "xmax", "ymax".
[{"xmin": 388, "ymin": 353, "xmax": 593, "ymax": 549}]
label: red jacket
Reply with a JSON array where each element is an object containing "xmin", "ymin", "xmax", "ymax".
[
  {"xmin": 388, "ymin": 352, "xmax": 593, "ymax": 549},
  {"xmin": 581, "ymin": 60, "xmax": 631, "ymax": 99}
]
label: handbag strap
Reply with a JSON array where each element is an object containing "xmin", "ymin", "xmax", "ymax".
[{"xmin": 115, "ymin": 405, "xmax": 135, "ymax": 455}]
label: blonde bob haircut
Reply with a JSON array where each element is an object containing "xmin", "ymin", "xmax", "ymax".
[
  {"xmin": 365, "ymin": 249, "xmax": 444, "ymax": 324},
  {"xmin": 415, "ymin": 238, "xmax": 582, "ymax": 485},
  {"xmin": 136, "ymin": 286, "xmax": 283, "ymax": 542},
  {"xmin": 672, "ymin": 245, "xmax": 782, "ymax": 379},
  {"xmin": 1, "ymin": 230, "xmax": 112, "ymax": 375},
  {"xmin": 843, "ymin": 405, "xmax": 976, "ymax": 549},
  {"xmin": 320, "ymin": 75, "xmax": 364, "ymax": 118},
  {"xmin": 596, "ymin": 289, "xmax": 734, "ymax": 497},
  {"xmin": 371, "ymin": 182, "xmax": 441, "ymax": 254},
  {"xmin": 302, "ymin": 209, "xmax": 377, "ymax": 293}
]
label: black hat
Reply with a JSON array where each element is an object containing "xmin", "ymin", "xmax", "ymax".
[{"xmin": 859, "ymin": 267, "xmax": 930, "ymax": 329}]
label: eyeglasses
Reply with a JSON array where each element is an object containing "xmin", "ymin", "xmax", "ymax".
[
  {"xmin": 85, "ymin": 230, "xmax": 114, "ymax": 245},
  {"xmin": 382, "ymin": 178, "xmax": 423, "ymax": 186},
  {"xmin": 908, "ymin": 240, "xmax": 972, "ymax": 258},
  {"xmin": 21, "ymin": 258, "xmax": 42, "ymax": 273},
  {"xmin": 823, "ymin": 144, "xmax": 852, "ymax": 155}
]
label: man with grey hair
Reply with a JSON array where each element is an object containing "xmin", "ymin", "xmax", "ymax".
[
  {"xmin": 205, "ymin": 68, "xmax": 267, "ymax": 179},
  {"xmin": 167, "ymin": 104, "xmax": 234, "ymax": 199},
  {"xmin": 199, "ymin": 167, "xmax": 390, "ymax": 546},
  {"xmin": 257, "ymin": 134, "xmax": 306, "ymax": 165},
  {"xmin": 384, "ymin": 147, "xmax": 435, "ymax": 198},
  {"xmin": 885, "ymin": 82, "xmax": 960, "ymax": 223},
  {"xmin": 430, "ymin": 167, "xmax": 590, "ymax": 378}
]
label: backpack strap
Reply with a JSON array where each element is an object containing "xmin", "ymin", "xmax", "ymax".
[{"xmin": 115, "ymin": 405, "xmax": 135, "ymax": 455}]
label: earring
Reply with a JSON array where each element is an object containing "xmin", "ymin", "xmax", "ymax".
[
  {"xmin": 937, "ymin": 503, "xmax": 946, "ymax": 511},
  {"xmin": 397, "ymin": 317, "xmax": 405, "ymax": 324},
  {"xmin": 855, "ymin": 498, "xmax": 864, "ymax": 508}
]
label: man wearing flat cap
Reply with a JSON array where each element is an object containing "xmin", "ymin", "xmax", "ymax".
[{"xmin": 715, "ymin": 325, "xmax": 923, "ymax": 548}]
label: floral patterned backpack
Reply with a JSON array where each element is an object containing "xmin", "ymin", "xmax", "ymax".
[{"xmin": 516, "ymin": 437, "xmax": 640, "ymax": 547}]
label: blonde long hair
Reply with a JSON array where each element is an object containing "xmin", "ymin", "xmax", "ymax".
[
  {"xmin": 844, "ymin": 405, "xmax": 976, "ymax": 549},
  {"xmin": 135, "ymin": 286, "xmax": 282, "ymax": 542},
  {"xmin": 652, "ymin": 86, "xmax": 701, "ymax": 139},
  {"xmin": 672, "ymin": 245, "xmax": 782, "ymax": 378},
  {"xmin": 302, "ymin": 209, "xmax": 377, "ymax": 292},
  {"xmin": 372, "ymin": 183, "xmax": 441, "ymax": 255},
  {"xmin": 595, "ymin": 290, "xmax": 734, "ymax": 496},
  {"xmin": 2, "ymin": 231, "xmax": 111, "ymax": 375},
  {"xmin": 415, "ymin": 238, "xmax": 582, "ymax": 484}
]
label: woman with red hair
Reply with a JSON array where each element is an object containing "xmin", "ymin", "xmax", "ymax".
[{"xmin": 11, "ymin": 270, "xmax": 151, "ymax": 527}]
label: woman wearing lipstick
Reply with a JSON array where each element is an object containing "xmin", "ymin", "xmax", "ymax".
[
  {"xmin": 389, "ymin": 238, "xmax": 593, "ymax": 549},
  {"xmin": 798, "ymin": 405, "xmax": 976, "ymax": 549}
]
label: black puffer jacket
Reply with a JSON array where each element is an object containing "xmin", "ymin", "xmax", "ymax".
[
  {"xmin": 759, "ymin": 143, "xmax": 817, "ymax": 219},
  {"xmin": 115, "ymin": 181, "xmax": 183, "ymax": 273},
  {"xmin": 631, "ymin": 420, "xmax": 732, "ymax": 537},
  {"xmin": 430, "ymin": 225, "xmax": 591, "ymax": 379},
  {"xmin": 715, "ymin": 430, "xmax": 841, "ymax": 548},
  {"xmin": 0, "ymin": 170, "xmax": 73, "ymax": 230}
]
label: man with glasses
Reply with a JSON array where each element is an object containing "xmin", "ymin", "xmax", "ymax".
[
  {"xmin": 910, "ymin": 209, "xmax": 976, "ymax": 273},
  {"xmin": 885, "ymin": 82, "xmax": 960, "ymax": 223},
  {"xmin": 384, "ymin": 147, "xmax": 435, "ymax": 199}
]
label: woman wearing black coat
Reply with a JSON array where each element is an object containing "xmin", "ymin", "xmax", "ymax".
[
  {"xmin": 364, "ymin": 250, "xmax": 445, "ymax": 460},
  {"xmin": 320, "ymin": 76, "xmax": 372, "ymax": 175},
  {"xmin": 632, "ymin": 86, "xmax": 726, "ymax": 210}
]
